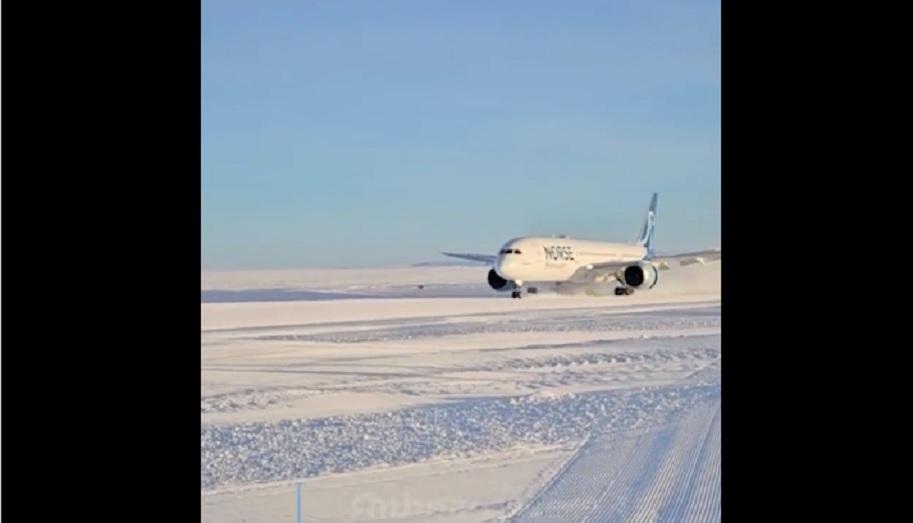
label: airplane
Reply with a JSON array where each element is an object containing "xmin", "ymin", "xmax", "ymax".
[{"xmin": 442, "ymin": 193, "xmax": 720, "ymax": 298}]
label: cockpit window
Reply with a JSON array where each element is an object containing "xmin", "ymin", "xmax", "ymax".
[{"xmin": 499, "ymin": 248, "xmax": 521, "ymax": 255}]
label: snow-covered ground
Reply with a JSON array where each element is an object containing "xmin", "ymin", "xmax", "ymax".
[{"xmin": 201, "ymin": 263, "xmax": 721, "ymax": 522}]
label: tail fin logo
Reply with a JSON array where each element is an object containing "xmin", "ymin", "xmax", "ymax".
[
  {"xmin": 640, "ymin": 211, "xmax": 655, "ymax": 245},
  {"xmin": 638, "ymin": 193, "xmax": 658, "ymax": 255}
]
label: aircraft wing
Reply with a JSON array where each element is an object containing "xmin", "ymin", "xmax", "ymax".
[
  {"xmin": 568, "ymin": 261, "xmax": 624, "ymax": 283},
  {"xmin": 569, "ymin": 248, "xmax": 721, "ymax": 282},
  {"xmin": 441, "ymin": 251, "xmax": 497, "ymax": 264},
  {"xmin": 650, "ymin": 248, "xmax": 721, "ymax": 270}
]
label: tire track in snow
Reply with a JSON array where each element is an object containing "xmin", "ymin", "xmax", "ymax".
[
  {"xmin": 586, "ymin": 421, "xmax": 678, "ymax": 521},
  {"xmin": 501, "ymin": 436, "xmax": 591, "ymax": 521},
  {"xmin": 630, "ymin": 400, "xmax": 720, "ymax": 521},
  {"xmin": 677, "ymin": 403, "xmax": 721, "ymax": 522},
  {"xmin": 510, "ymin": 398, "xmax": 720, "ymax": 522}
]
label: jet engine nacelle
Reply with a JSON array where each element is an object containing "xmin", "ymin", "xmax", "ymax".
[
  {"xmin": 616, "ymin": 262, "xmax": 659, "ymax": 289},
  {"xmin": 488, "ymin": 269, "xmax": 518, "ymax": 291}
]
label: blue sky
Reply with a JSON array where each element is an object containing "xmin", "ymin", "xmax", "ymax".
[{"xmin": 202, "ymin": 0, "xmax": 720, "ymax": 269}]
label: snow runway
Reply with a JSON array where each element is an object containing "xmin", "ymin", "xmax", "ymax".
[{"xmin": 201, "ymin": 264, "xmax": 721, "ymax": 521}]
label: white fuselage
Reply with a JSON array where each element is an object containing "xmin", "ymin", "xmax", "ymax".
[{"xmin": 494, "ymin": 236, "xmax": 647, "ymax": 284}]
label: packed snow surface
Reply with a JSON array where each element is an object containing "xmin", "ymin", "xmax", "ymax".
[{"xmin": 201, "ymin": 263, "xmax": 721, "ymax": 522}]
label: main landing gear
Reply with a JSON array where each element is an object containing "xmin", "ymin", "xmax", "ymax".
[
  {"xmin": 511, "ymin": 286, "xmax": 537, "ymax": 299},
  {"xmin": 614, "ymin": 287, "xmax": 635, "ymax": 296}
]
